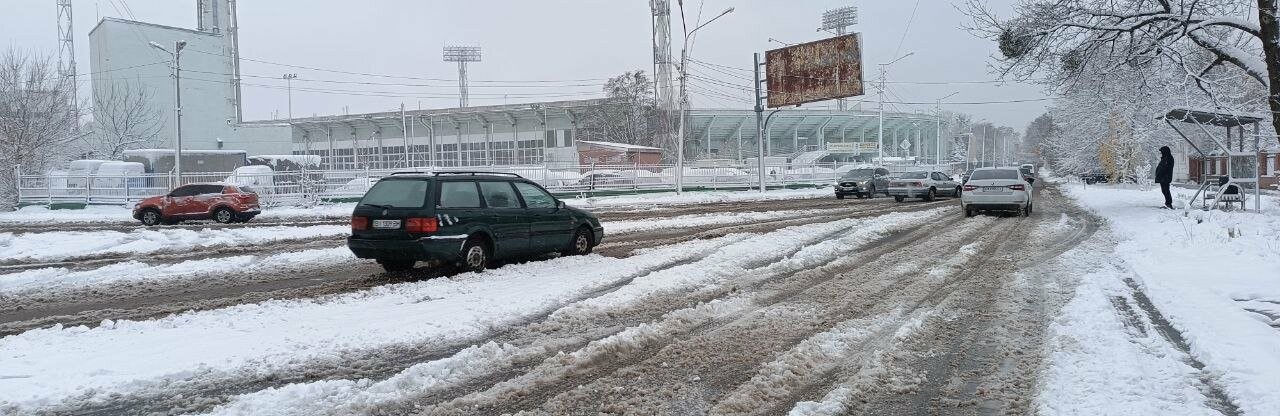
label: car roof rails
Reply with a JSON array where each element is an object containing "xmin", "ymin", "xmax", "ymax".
[{"xmin": 388, "ymin": 171, "xmax": 524, "ymax": 178}]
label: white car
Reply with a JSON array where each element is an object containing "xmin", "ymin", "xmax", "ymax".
[{"xmin": 961, "ymin": 167, "xmax": 1034, "ymax": 217}]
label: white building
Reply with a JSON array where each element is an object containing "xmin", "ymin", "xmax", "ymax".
[{"xmin": 88, "ymin": 1, "xmax": 288, "ymax": 156}]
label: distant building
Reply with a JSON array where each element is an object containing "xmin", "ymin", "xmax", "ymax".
[
  {"xmin": 577, "ymin": 140, "xmax": 664, "ymax": 166},
  {"xmin": 88, "ymin": 1, "xmax": 289, "ymax": 155}
]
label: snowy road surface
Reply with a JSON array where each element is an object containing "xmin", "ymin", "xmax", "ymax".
[{"xmin": 0, "ymin": 184, "xmax": 1274, "ymax": 415}]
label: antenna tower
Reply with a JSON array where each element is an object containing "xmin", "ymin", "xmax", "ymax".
[
  {"xmin": 443, "ymin": 46, "xmax": 482, "ymax": 108},
  {"xmin": 57, "ymin": 0, "xmax": 79, "ymax": 128},
  {"xmin": 819, "ymin": 6, "xmax": 858, "ymax": 111}
]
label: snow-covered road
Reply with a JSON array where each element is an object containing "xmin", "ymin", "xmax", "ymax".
[{"xmin": 2, "ymin": 183, "xmax": 1272, "ymax": 415}]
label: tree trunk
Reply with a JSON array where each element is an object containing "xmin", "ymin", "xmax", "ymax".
[{"xmin": 1258, "ymin": 0, "xmax": 1280, "ymax": 147}]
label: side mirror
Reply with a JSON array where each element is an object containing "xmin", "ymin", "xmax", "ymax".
[{"xmin": 556, "ymin": 200, "xmax": 566, "ymax": 210}]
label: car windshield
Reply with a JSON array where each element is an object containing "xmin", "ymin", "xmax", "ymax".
[
  {"xmin": 899, "ymin": 171, "xmax": 928, "ymax": 179},
  {"xmin": 842, "ymin": 169, "xmax": 874, "ymax": 179},
  {"xmin": 361, "ymin": 179, "xmax": 428, "ymax": 208},
  {"xmin": 970, "ymin": 169, "xmax": 1020, "ymax": 180}
]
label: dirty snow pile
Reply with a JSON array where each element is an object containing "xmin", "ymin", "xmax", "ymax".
[{"xmin": 1044, "ymin": 183, "xmax": 1280, "ymax": 415}]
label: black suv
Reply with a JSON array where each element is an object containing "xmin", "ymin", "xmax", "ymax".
[{"xmin": 347, "ymin": 172, "xmax": 605, "ymax": 272}]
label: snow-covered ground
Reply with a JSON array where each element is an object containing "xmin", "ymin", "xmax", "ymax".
[
  {"xmin": 561, "ymin": 187, "xmax": 830, "ymax": 208},
  {"xmin": 0, "ymin": 225, "xmax": 349, "ymax": 263},
  {"xmin": 1045, "ymin": 183, "xmax": 1280, "ymax": 415},
  {"xmin": 603, "ymin": 208, "xmax": 828, "ymax": 234}
]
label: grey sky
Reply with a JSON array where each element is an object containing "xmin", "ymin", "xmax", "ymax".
[{"xmin": 1, "ymin": 0, "xmax": 1048, "ymax": 129}]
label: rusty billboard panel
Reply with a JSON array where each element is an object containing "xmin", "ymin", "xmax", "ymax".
[{"xmin": 765, "ymin": 34, "xmax": 864, "ymax": 108}]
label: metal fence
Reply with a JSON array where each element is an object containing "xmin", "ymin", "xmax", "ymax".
[{"xmin": 16, "ymin": 162, "xmax": 962, "ymax": 208}]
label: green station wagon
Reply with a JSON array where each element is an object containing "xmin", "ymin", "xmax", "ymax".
[{"xmin": 347, "ymin": 172, "xmax": 604, "ymax": 272}]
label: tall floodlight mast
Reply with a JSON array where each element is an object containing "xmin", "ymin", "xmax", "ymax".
[
  {"xmin": 443, "ymin": 46, "xmax": 482, "ymax": 108},
  {"xmin": 57, "ymin": 0, "xmax": 78, "ymax": 129},
  {"xmin": 818, "ymin": 6, "xmax": 858, "ymax": 111}
]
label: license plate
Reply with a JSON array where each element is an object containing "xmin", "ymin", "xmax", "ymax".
[
  {"xmin": 983, "ymin": 186, "xmax": 1005, "ymax": 192},
  {"xmin": 372, "ymin": 219, "xmax": 402, "ymax": 229}
]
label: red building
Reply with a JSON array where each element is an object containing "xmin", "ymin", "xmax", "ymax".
[
  {"xmin": 1188, "ymin": 151, "xmax": 1279, "ymax": 189},
  {"xmin": 576, "ymin": 140, "xmax": 664, "ymax": 169}
]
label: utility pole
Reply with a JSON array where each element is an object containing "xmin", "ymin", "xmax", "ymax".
[
  {"xmin": 401, "ymin": 103, "xmax": 410, "ymax": 169},
  {"xmin": 875, "ymin": 53, "xmax": 912, "ymax": 165},
  {"xmin": 674, "ymin": 3, "xmax": 734, "ymax": 194},
  {"xmin": 282, "ymin": 73, "xmax": 296, "ymax": 121},
  {"xmin": 150, "ymin": 40, "xmax": 187, "ymax": 187},
  {"xmin": 980, "ymin": 123, "xmax": 988, "ymax": 168},
  {"xmin": 935, "ymin": 92, "xmax": 958, "ymax": 167}
]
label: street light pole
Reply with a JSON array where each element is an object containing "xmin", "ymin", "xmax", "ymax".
[
  {"xmin": 150, "ymin": 40, "xmax": 186, "ymax": 187},
  {"xmin": 754, "ymin": 52, "xmax": 766, "ymax": 192},
  {"xmin": 675, "ymin": 3, "xmax": 734, "ymax": 195}
]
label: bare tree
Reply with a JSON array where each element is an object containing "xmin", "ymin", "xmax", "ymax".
[
  {"xmin": 0, "ymin": 48, "xmax": 81, "ymax": 209},
  {"xmin": 580, "ymin": 71, "xmax": 663, "ymax": 150},
  {"xmin": 964, "ymin": 0, "xmax": 1280, "ymax": 147},
  {"xmin": 87, "ymin": 81, "xmax": 163, "ymax": 159}
]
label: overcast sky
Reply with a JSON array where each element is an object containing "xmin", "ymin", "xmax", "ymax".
[{"xmin": 2, "ymin": 0, "xmax": 1049, "ymax": 129}]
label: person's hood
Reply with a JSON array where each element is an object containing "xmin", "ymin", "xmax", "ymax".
[{"xmin": 1159, "ymin": 146, "xmax": 1173, "ymax": 158}]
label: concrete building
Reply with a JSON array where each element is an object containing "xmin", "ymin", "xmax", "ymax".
[
  {"xmin": 268, "ymin": 99, "xmax": 943, "ymax": 170},
  {"xmin": 88, "ymin": 1, "xmax": 272, "ymax": 155}
]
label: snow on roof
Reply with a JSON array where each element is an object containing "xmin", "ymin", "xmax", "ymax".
[{"xmin": 577, "ymin": 140, "xmax": 664, "ymax": 151}]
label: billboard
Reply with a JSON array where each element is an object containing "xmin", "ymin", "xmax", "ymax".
[{"xmin": 765, "ymin": 34, "xmax": 864, "ymax": 108}]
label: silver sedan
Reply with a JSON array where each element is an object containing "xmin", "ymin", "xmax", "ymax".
[{"xmin": 961, "ymin": 167, "xmax": 1034, "ymax": 217}]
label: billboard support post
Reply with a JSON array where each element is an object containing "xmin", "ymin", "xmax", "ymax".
[{"xmin": 754, "ymin": 53, "xmax": 766, "ymax": 192}]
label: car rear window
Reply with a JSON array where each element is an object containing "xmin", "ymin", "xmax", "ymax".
[
  {"xmin": 899, "ymin": 172, "xmax": 928, "ymax": 179},
  {"xmin": 438, "ymin": 181, "xmax": 481, "ymax": 208},
  {"xmin": 970, "ymin": 169, "xmax": 1020, "ymax": 180},
  {"xmin": 361, "ymin": 179, "xmax": 429, "ymax": 208}
]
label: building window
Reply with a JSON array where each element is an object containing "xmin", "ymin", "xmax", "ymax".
[
  {"xmin": 563, "ymin": 129, "xmax": 574, "ymax": 148},
  {"xmin": 545, "ymin": 130, "xmax": 557, "ymax": 148}
]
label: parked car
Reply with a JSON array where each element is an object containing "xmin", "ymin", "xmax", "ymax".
[
  {"xmin": 347, "ymin": 172, "xmax": 605, "ymax": 273},
  {"xmin": 834, "ymin": 167, "xmax": 891, "ymax": 199},
  {"xmin": 887, "ymin": 171, "xmax": 962, "ymax": 202},
  {"xmin": 132, "ymin": 183, "xmax": 261, "ymax": 226},
  {"xmin": 961, "ymin": 167, "xmax": 1034, "ymax": 217}
]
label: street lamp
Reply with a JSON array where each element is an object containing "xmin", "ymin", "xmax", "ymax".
[
  {"xmin": 935, "ymin": 91, "xmax": 959, "ymax": 166},
  {"xmin": 150, "ymin": 40, "xmax": 187, "ymax": 187},
  {"xmin": 675, "ymin": 3, "xmax": 734, "ymax": 194},
  {"xmin": 282, "ymin": 74, "xmax": 297, "ymax": 122}
]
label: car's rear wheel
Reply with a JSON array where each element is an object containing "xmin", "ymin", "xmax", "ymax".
[
  {"xmin": 894, "ymin": 195, "xmax": 905, "ymax": 202},
  {"xmin": 140, "ymin": 209, "xmax": 163, "ymax": 226},
  {"xmin": 563, "ymin": 227, "xmax": 594, "ymax": 256},
  {"xmin": 459, "ymin": 237, "xmax": 491, "ymax": 273},
  {"xmin": 868, "ymin": 186, "xmax": 877, "ymax": 198},
  {"xmin": 213, "ymin": 208, "xmax": 235, "ymax": 224},
  {"xmin": 923, "ymin": 188, "xmax": 936, "ymax": 201},
  {"xmin": 1022, "ymin": 205, "xmax": 1031, "ymax": 217},
  {"xmin": 965, "ymin": 207, "xmax": 975, "ymax": 217},
  {"xmin": 378, "ymin": 259, "xmax": 415, "ymax": 272}
]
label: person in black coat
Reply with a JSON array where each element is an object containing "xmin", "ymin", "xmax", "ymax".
[{"xmin": 1155, "ymin": 146, "xmax": 1175, "ymax": 209}]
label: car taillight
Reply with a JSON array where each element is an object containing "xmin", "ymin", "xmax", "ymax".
[
  {"xmin": 351, "ymin": 216, "xmax": 369, "ymax": 231},
  {"xmin": 963, "ymin": 185, "xmax": 977, "ymax": 191},
  {"xmin": 1008, "ymin": 184, "xmax": 1025, "ymax": 191},
  {"xmin": 406, "ymin": 217, "xmax": 439, "ymax": 233}
]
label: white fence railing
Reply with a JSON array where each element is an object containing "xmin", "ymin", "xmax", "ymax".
[{"xmin": 16, "ymin": 162, "xmax": 963, "ymax": 208}]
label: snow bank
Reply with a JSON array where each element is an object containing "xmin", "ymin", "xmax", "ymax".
[
  {"xmin": 604, "ymin": 209, "xmax": 828, "ymax": 234},
  {"xmin": 1063, "ymin": 184, "xmax": 1280, "ymax": 415},
  {"xmin": 0, "ymin": 248, "xmax": 353, "ymax": 296},
  {"xmin": 563, "ymin": 187, "xmax": 830, "ymax": 208},
  {"xmin": 0, "ymin": 225, "xmax": 349, "ymax": 263}
]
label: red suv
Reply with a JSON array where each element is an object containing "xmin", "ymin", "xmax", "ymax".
[{"xmin": 133, "ymin": 183, "xmax": 261, "ymax": 225}]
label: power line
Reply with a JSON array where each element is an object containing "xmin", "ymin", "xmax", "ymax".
[
  {"xmin": 181, "ymin": 76, "xmax": 608, "ymax": 100},
  {"xmin": 184, "ymin": 48, "xmax": 615, "ymax": 85},
  {"xmin": 180, "ymin": 68, "xmax": 617, "ymax": 89}
]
